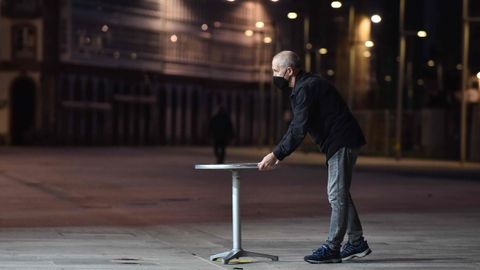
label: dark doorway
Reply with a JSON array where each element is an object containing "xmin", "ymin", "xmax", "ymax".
[{"xmin": 10, "ymin": 77, "xmax": 36, "ymax": 145}]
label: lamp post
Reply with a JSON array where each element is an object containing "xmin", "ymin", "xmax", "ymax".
[
  {"xmin": 304, "ymin": 15, "xmax": 311, "ymax": 72},
  {"xmin": 332, "ymin": 2, "xmax": 382, "ymax": 109},
  {"xmin": 395, "ymin": 0, "xmax": 406, "ymax": 160},
  {"xmin": 330, "ymin": 1, "xmax": 356, "ymax": 108},
  {"xmin": 347, "ymin": 4, "xmax": 356, "ymax": 109},
  {"xmin": 460, "ymin": 0, "xmax": 469, "ymax": 164},
  {"xmin": 316, "ymin": 48, "xmax": 328, "ymax": 75},
  {"xmin": 460, "ymin": 0, "xmax": 480, "ymax": 163},
  {"xmin": 395, "ymin": 0, "xmax": 427, "ymax": 160}
]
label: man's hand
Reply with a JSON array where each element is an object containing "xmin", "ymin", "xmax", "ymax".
[{"xmin": 258, "ymin": 152, "xmax": 280, "ymax": 171}]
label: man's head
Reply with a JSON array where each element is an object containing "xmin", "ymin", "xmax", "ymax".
[{"xmin": 272, "ymin": 51, "xmax": 301, "ymax": 90}]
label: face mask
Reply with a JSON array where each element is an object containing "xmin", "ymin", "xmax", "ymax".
[{"xmin": 273, "ymin": 69, "xmax": 291, "ymax": 91}]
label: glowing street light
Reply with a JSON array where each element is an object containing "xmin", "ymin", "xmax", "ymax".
[
  {"xmin": 244, "ymin": 29, "xmax": 254, "ymax": 37},
  {"xmin": 363, "ymin": 51, "xmax": 371, "ymax": 58},
  {"xmin": 170, "ymin": 34, "xmax": 178, "ymax": 42},
  {"xmin": 255, "ymin": 21, "xmax": 265, "ymax": 28},
  {"xmin": 263, "ymin": 36, "xmax": 272, "ymax": 44},
  {"xmin": 371, "ymin": 14, "xmax": 382, "ymax": 23},
  {"xmin": 319, "ymin": 48, "xmax": 328, "ymax": 55},
  {"xmin": 417, "ymin": 30, "xmax": 427, "ymax": 38},
  {"xmin": 365, "ymin": 40, "xmax": 375, "ymax": 48},
  {"xmin": 201, "ymin": 24, "xmax": 208, "ymax": 31},
  {"xmin": 287, "ymin": 12, "xmax": 298, "ymax": 19},
  {"xmin": 331, "ymin": 1, "xmax": 342, "ymax": 8},
  {"xmin": 477, "ymin": 72, "xmax": 480, "ymax": 80},
  {"xmin": 427, "ymin": 60, "xmax": 435, "ymax": 67}
]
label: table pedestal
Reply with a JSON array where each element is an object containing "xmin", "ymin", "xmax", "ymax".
[
  {"xmin": 210, "ymin": 249, "xmax": 279, "ymax": 264},
  {"xmin": 210, "ymin": 170, "xmax": 278, "ymax": 264}
]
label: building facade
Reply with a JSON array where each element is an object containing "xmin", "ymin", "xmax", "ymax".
[{"xmin": 0, "ymin": 0, "xmax": 290, "ymax": 146}]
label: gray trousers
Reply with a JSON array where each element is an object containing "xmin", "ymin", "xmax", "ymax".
[{"xmin": 325, "ymin": 147, "xmax": 364, "ymax": 251}]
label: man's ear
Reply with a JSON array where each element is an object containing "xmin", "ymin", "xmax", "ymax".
[{"xmin": 286, "ymin": 67, "xmax": 294, "ymax": 77}]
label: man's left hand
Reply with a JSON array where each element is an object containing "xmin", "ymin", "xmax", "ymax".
[{"xmin": 258, "ymin": 152, "xmax": 279, "ymax": 171}]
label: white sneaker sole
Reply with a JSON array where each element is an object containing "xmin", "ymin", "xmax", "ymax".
[
  {"xmin": 342, "ymin": 248, "xmax": 372, "ymax": 261},
  {"xmin": 305, "ymin": 258, "xmax": 342, "ymax": 264}
]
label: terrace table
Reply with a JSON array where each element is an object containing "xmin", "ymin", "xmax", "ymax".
[{"xmin": 194, "ymin": 163, "xmax": 279, "ymax": 264}]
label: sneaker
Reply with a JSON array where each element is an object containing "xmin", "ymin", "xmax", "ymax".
[
  {"xmin": 304, "ymin": 245, "xmax": 342, "ymax": 264},
  {"xmin": 341, "ymin": 240, "xmax": 372, "ymax": 261}
]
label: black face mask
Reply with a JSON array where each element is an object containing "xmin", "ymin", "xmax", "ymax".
[{"xmin": 273, "ymin": 69, "xmax": 290, "ymax": 91}]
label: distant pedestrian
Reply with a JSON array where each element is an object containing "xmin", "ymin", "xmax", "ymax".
[
  {"xmin": 258, "ymin": 51, "xmax": 371, "ymax": 264},
  {"xmin": 209, "ymin": 106, "xmax": 234, "ymax": 164}
]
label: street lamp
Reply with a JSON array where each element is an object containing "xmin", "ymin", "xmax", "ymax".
[
  {"xmin": 371, "ymin": 14, "xmax": 382, "ymax": 23},
  {"xmin": 287, "ymin": 12, "xmax": 298, "ymax": 19},
  {"xmin": 417, "ymin": 30, "xmax": 428, "ymax": 38},
  {"xmin": 331, "ymin": 1, "xmax": 342, "ymax": 8},
  {"xmin": 477, "ymin": 72, "xmax": 480, "ymax": 92}
]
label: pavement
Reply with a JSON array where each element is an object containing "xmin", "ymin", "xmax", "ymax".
[{"xmin": 0, "ymin": 146, "xmax": 478, "ymax": 269}]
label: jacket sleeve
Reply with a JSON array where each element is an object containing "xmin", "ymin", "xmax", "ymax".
[{"xmin": 273, "ymin": 87, "xmax": 311, "ymax": 160}]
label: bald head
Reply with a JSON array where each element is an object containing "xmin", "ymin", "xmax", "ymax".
[{"xmin": 272, "ymin": 50, "xmax": 301, "ymax": 70}]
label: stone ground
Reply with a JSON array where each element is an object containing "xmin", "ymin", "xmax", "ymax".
[{"xmin": 0, "ymin": 146, "xmax": 478, "ymax": 269}]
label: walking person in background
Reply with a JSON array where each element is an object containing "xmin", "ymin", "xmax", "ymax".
[
  {"xmin": 209, "ymin": 106, "xmax": 234, "ymax": 164},
  {"xmin": 258, "ymin": 51, "xmax": 371, "ymax": 264}
]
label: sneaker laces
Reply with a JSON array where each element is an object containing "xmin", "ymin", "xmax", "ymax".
[
  {"xmin": 342, "ymin": 242, "xmax": 356, "ymax": 254},
  {"xmin": 312, "ymin": 245, "xmax": 328, "ymax": 256}
]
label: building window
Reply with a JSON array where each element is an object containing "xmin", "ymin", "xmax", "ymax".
[
  {"xmin": 1, "ymin": 0, "xmax": 42, "ymax": 17},
  {"xmin": 11, "ymin": 24, "xmax": 37, "ymax": 60}
]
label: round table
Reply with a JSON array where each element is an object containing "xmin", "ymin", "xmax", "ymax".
[{"xmin": 194, "ymin": 163, "xmax": 279, "ymax": 264}]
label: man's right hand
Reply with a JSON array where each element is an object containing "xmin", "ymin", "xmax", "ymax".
[{"xmin": 258, "ymin": 152, "xmax": 280, "ymax": 171}]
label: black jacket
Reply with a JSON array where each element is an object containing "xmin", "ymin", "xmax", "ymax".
[{"xmin": 273, "ymin": 71, "xmax": 366, "ymax": 161}]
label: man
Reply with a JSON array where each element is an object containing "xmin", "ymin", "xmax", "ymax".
[
  {"xmin": 258, "ymin": 51, "xmax": 371, "ymax": 264},
  {"xmin": 209, "ymin": 106, "xmax": 234, "ymax": 164}
]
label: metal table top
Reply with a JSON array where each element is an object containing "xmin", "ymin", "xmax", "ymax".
[{"xmin": 194, "ymin": 163, "xmax": 259, "ymax": 170}]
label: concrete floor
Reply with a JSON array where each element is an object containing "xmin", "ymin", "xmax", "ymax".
[{"xmin": 0, "ymin": 147, "xmax": 479, "ymax": 269}]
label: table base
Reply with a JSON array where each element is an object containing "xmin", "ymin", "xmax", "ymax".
[{"xmin": 210, "ymin": 248, "xmax": 279, "ymax": 264}]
